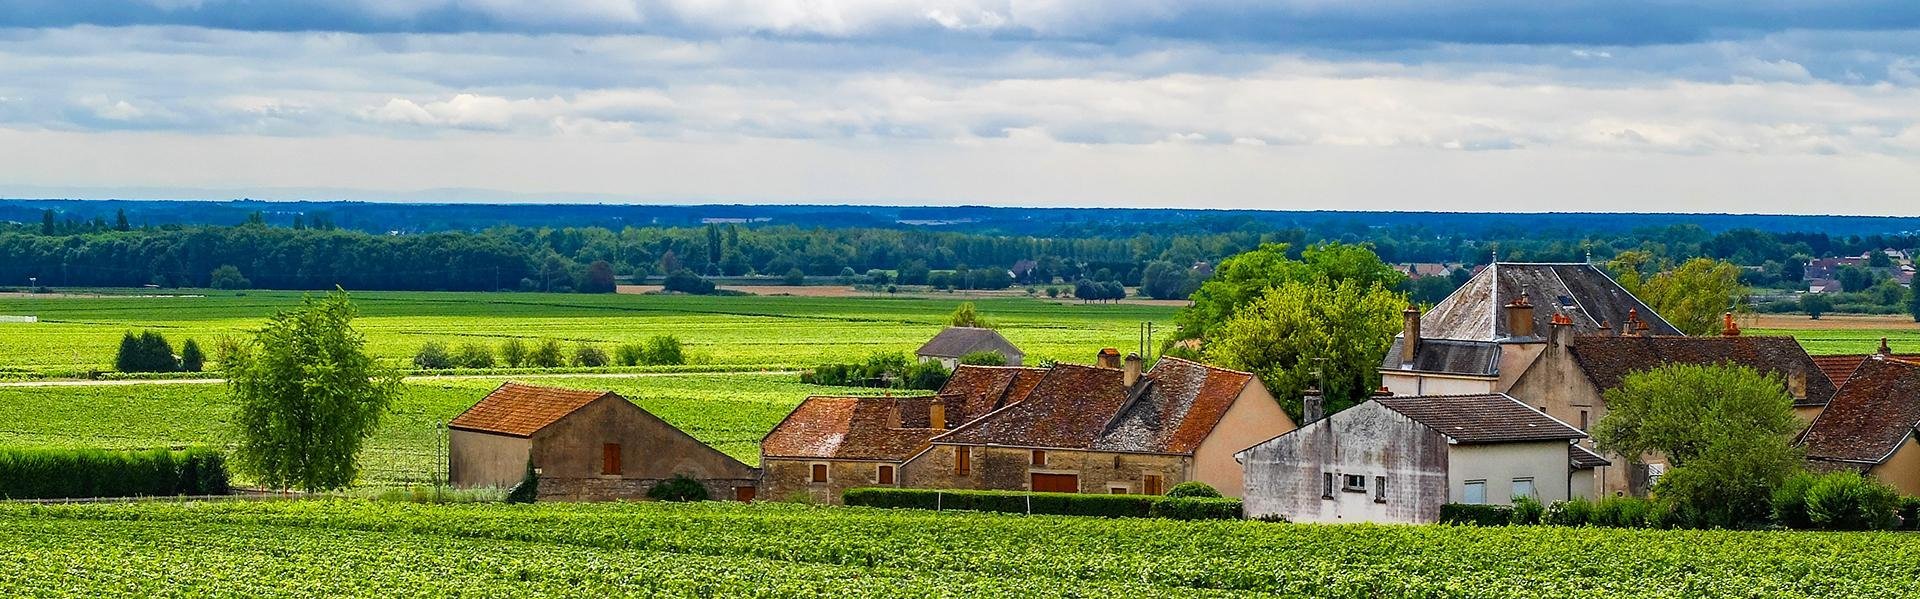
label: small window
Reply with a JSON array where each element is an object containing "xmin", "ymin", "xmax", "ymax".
[
  {"xmin": 601, "ymin": 443, "xmax": 622, "ymax": 476},
  {"xmin": 1109, "ymin": 486, "xmax": 1129, "ymax": 495},
  {"xmin": 1342, "ymin": 474, "xmax": 1367, "ymax": 493},
  {"xmin": 1143, "ymin": 475, "xmax": 1164, "ymax": 495},
  {"xmin": 1579, "ymin": 410, "xmax": 1589, "ymax": 431},
  {"xmin": 1374, "ymin": 476, "xmax": 1387, "ymax": 503},
  {"xmin": 1322, "ymin": 472, "xmax": 1334, "ymax": 499},
  {"xmin": 810, "ymin": 463, "xmax": 828, "ymax": 483},
  {"xmin": 877, "ymin": 464, "xmax": 895, "ymax": 485},
  {"xmin": 1031, "ymin": 450, "xmax": 1047, "ymax": 467},
  {"xmin": 955, "ymin": 447, "xmax": 971, "ymax": 476},
  {"xmin": 1512, "ymin": 478, "xmax": 1536, "ymax": 500},
  {"xmin": 1464, "ymin": 480, "xmax": 1487, "ymax": 504}
]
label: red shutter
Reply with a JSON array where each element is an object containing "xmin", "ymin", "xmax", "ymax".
[
  {"xmin": 1031, "ymin": 473, "xmax": 1079, "ymax": 493},
  {"xmin": 734, "ymin": 486, "xmax": 756, "ymax": 502},
  {"xmin": 811, "ymin": 463, "xmax": 828, "ymax": 482},
  {"xmin": 878, "ymin": 465, "xmax": 895, "ymax": 485},
  {"xmin": 601, "ymin": 443, "xmax": 622, "ymax": 475}
]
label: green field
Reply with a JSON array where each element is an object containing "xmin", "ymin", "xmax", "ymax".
[
  {"xmin": 1747, "ymin": 327, "xmax": 1920, "ymax": 356},
  {"xmin": 0, "ymin": 374, "xmax": 872, "ymax": 484},
  {"xmin": 0, "ymin": 290, "xmax": 1177, "ymax": 378},
  {"xmin": 3, "ymin": 499, "xmax": 1917, "ymax": 597}
]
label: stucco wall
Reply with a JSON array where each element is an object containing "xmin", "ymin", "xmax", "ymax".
[
  {"xmin": 1793, "ymin": 405, "xmax": 1825, "ymax": 427},
  {"xmin": 1505, "ymin": 341, "xmax": 1618, "ymax": 498},
  {"xmin": 761, "ymin": 458, "xmax": 901, "ymax": 504},
  {"xmin": 1870, "ymin": 435, "xmax": 1920, "ymax": 496},
  {"xmin": 1238, "ymin": 402, "xmax": 1450, "ymax": 524},
  {"xmin": 1446, "ymin": 441, "xmax": 1573, "ymax": 505},
  {"xmin": 1190, "ymin": 381, "xmax": 1296, "ymax": 498},
  {"xmin": 521, "ymin": 396, "xmax": 756, "ymax": 500},
  {"xmin": 448, "ymin": 429, "xmax": 532, "ymax": 488},
  {"xmin": 1380, "ymin": 371, "xmax": 1498, "ymax": 397}
]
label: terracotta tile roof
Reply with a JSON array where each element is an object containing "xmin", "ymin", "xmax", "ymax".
[
  {"xmin": 936, "ymin": 358, "xmax": 1260, "ymax": 455},
  {"xmin": 915, "ymin": 327, "xmax": 1023, "ymax": 359},
  {"xmin": 1813, "ymin": 354, "xmax": 1920, "ymax": 388},
  {"xmin": 935, "ymin": 363, "xmax": 1130, "ymax": 450},
  {"xmin": 1375, "ymin": 394, "xmax": 1585, "ymax": 444},
  {"xmin": 1801, "ymin": 357, "xmax": 1920, "ymax": 464},
  {"xmin": 1417, "ymin": 262, "xmax": 1680, "ymax": 341},
  {"xmin": 761, "ymin": 395, "xmax": 943, "ymax": 461},
  {"xmin": 1569, "ymin": 444, "xmax": 1611, "ymax": 470},
  {"xmin": 1569, "ymin": 336, "xmax": 1837, "ymax": 407},
  {"xmin": 447, "ymin": 382, "xmax": 614, "ymax": 437},
  {"xmin": 1094, "ymin": 357, "xmax": 1256, "ymax": 454},
  {"xmin": 935, "ymin": 365, "xmax": 1048, "ymax": 424}
]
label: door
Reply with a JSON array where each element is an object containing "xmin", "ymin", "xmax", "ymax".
[
  {"xmin": 1031, "ymin": 473, "xmax": 1079, "ymax": 493},
  {"xmin": 734, "ymin": 486, "xmax": 756, "ymax": 502}
]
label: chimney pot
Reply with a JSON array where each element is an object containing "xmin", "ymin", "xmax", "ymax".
[
  {"xmin": 1504, "ymin": 294, "xmax": 1536, "ymax": 338},
  {"xmin": 1123, "ymin": 353, "xmax": 1143, "ymax": 387},
  {"xmin": 1096, "ymin": 348, "xmax": 1122, "ymax": 369},
  {"xmin": 1721, "ymin": 312, "xmax": 1741, "ymax": 337},
  {"xmin": 1303, "ymin": 392, "xmax": 1325, "ymax": 424}
]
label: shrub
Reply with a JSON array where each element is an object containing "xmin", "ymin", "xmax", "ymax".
[
  {"xmin": 1771, "ymin": 471, "xmax": 1819, "ymax": 529},
  {"xmin": 574, "ymin": 343, "xmax": 610, "ymax": 367},
  {"xmin": 178, "ymin": 339, "xmax": 206, "ymax": 372},
  {"xmin": 843, "ymin": 488, "xmax": 1239, "ymax": 520},
  {"xmin": 500, "ymin": 339, "xmax": 530, "ymax": 368},
  {"xmin": 958, "ymin": 351, "xmax": 1007, "ymax": 366},
  {"xmin": 1588, "ymin": 496, "xmax": 1662, "ymax": 528},
  {"xmin": 115, "ymin": 330, "xmax": 178, "ymax": 373},
  {"xmin": 1439, "ymin": 503, "xmax": 1513, "ymax": 526},
  {"xmin": 453, "ymin": 342, "xmax": 495, "ymax": 369},
  {"xmin": 642, "ymin": 335, "xmax": 685, "ymax": 366},
  {"xmin": 1805, "ymin": 472, "xmax": 1901, "ymax": 530},
  {"xmin": 529, "ymin": 339, "xmax": 565, "ymax": 368},
  {"xmin": 783, "ymin": 268, "xmax": 806, "ymax": 286},
  {"xmin": 0, "ymin": 447, "xmax": 230, "ymax": 499},
  {"xmin": 1542, "ymin": 498, "xmax": 1593, "ymax": 527},
  {"xmin": 413, "ymin": 342, "xmax": 453, "ymax": 370},
  {"xmin": 1900, "ymin": 496, "xmax": 1920, "ymax": 531},
  {"xmin": 505, "ymin": 459, "xmax": 538, "ymax": 504},
  {"xmin": 1151, "ymin": 497, "xmax": 1242, "ymax": 520},
  {"xmin": 901, "ymin": 360, "xmax": 950, "ymax": 390},
  {"xmin": 662, "ymin": 269, "xmax": 717, "ymax": 294},
  {"xmin": 1510, "ymin": 495, "xmax": 1546, "ymax": 525},
  {"xmin": 1165, "ymin": 481, "xmax": 1222, "ymax": 499},
  {"xmin": 615, "ymin": 343, "xmax": 646, "ymax": 366},
  {"xmin": 647, "ymin": 474, "xmax": 710, "ymax": 502},
  {"xmin": 209, "ymin": 264, "xmax": 251, "ymax": 290}
]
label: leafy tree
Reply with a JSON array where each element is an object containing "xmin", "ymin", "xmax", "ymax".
[
  {"xmin": 40, "ymin": 209, "xmax": 54, "ymax": 236},
  {"xmin": 898, "ymin": 260, "xmax": 930, "ymax": 286},
  {"xmin": 115, "ymin": 330, "xmax": 177, "ymax": 373},
  {"xmin": 579, "ymin": 260, "xmax": 617, "ymax": 294},
  {"xmin": 453, "ymin": 342, "xmax": 495, "ymax": 369},
  {"xmin": 1140, "ymin": 260, "xmax": 1200, "ymax": 300},
  {"xmin": 573, "ymin": 343, "xmax": 609, "ymax": 367},
  {"xmin": 529, "ymin": 339, "xmax": 565, "ymax": 368},
  {"xmin": 958, "ymin": 351, "xmax": 1007, "ymax": 366},
  {"xmin": 783, "ymin": 268, "xmax": 807, "ymax": 286},
  {"xmin": 1626, "ymin": 258, "xmax": 1746, "ymax": 336},
  {"xmin": 662, "ymin": 269, "xmax": 716, "ymax": 295},
  {"xmin": 413, "ymin": 342, "xmax": 453, "ymax": 370},
  {"xmin": 901, "ymin": 360, "xmax": 950, "ymax": 390},
  {"xmin": 227, "ymin": 290, "xmax": 400, "ymax": 492},
  {"xmin": 1203, "ymin": 279, "xmax": 1405, "ymax": 418},
  {"xmin": 1800, "ymin": 293, "xmax": 1833, "ymax": 319},
  {"xmin": 178, "ymin": 339, "xmax": 206, "ymax": 372},
  {"xmin": 114, "ymin": 209, "xmax": 130, "ymax": 232},
  {"xmin": 647, "ymin": 473, "xmax": 710, "ymax": 502},
  {"xmin": 1836, "ymin": 264, "xmax": 1875, "ymax": 292},
  {"xmin": 209, "ymin": 265, "xmax": 251, "ymax": 290},
  {"xmin": 1177, "ymin": 243, "xmax": 1401, "ymax": 342},
  {"xmin": 615, "ymin": 342, "xmax": 646, "ymax": 366},
  {"xmin": 865, "ymin": 269, "xmax": 891, "ymax": 286},
  {"xmin": 1868, "ymin": 251, "xmax": 1894, "ymax": 268},
  {"xmin": 1592, "ymin": 363, "xmax": 1803, "ymax": 528},
  {"xmin": 1910, "ymin": 284, "xmax": 1920, "ymax": 323},
  {"xmin": 949, "ymin": 302, "xmax": 989, "ymax": 328},
  {"xmin": 1781, "ymin": 257, "xmax": 1806, "ymax": 282},
  {"xmin": 499, "ymin": 338, "xmax": 530, "ymax": 368},
  {"xmin": 642, "ymin": 335, "xmax": 685, "ymax": 365}
]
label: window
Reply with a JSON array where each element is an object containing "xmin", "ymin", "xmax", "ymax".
[
  {"xmin": 1322, "ymin": 472, "xmax": 1334, "ymax": 499},
  {"xmin": 1143, "ymin": 475, "xmax": 1164, "ymax": 495},
  {"xmin": 1579, "ymin": 410, "xmax": 1589, "ymax": 431},
  {"xmin": 1374, "ymin": 476, "xmax": 1387, "ymax": 503},
  {"xmin": 600, "ymin": 443, "xmax": 622, "ymax": 476},
  {"xmin": 1342, "ymin": 474, "xmax": 1367, "ymax": 493},
  {"xmin": 955, "ymin": 447, "xmax": 971, "ymax": 476},
  {"xmin": 877, "ymin": 465, "xmax": 895, "ymax": 485},
  {"xmin": 1109, "ymin": 486, "xmax": 1129, "ymax": 495},
  {"xmin": 1031, "ymin": 450, "xmax": 1047, "ymax": 466},
  {"xmin": 1512, "ymin": 478, "xmax": 1536, "ymax": 501},
  {"xmin": 1463, "ymin": 480, "xmax": 1487, "ymax": 504},
  {"xmin": 810, "ymin": 463, "xmax": 828, "ymax": 483}
]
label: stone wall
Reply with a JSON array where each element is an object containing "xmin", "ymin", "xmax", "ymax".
[
  {"xmin": 901, "ymin": 444, "xmax": 1188, "ymax": 495},
  {"xmin": 760, "ymin": 458, "xmax": 902, "ymax": 504},
  {"xmin": 538, "ymin": 475, "xmax": 758, "ymax": 502}
]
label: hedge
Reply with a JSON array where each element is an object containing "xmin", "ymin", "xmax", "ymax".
[
  {"xmin": 0, "ymin": 447, "xmax": 231, "ymax": 499},
  {"xmin": 1439, "ymin": 503, "xmax": 1514, "ymax": 526},
  {"xmin": 843, "ymin": 488, "xmax": 1242, "ymax": 521}
]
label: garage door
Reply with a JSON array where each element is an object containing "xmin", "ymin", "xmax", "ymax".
[{"xmin": 1031, "ymin": 473, "xmax": 1080, "ymax": 493}]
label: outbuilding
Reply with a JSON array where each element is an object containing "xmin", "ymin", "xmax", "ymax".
[{"xmin": 916, "ymin": 326, "xmax": 1024, "ymax": 368}]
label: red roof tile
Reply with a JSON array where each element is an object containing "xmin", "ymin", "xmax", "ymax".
[
  {"xmin": 1813, "ymin": 354, "xmax": 1920, "ymax": 388},
  {"xmin": 447, "ymin": 382, "xmax": 614, "ymax": 437},
  {"xmin": 1801, "ymin": 357, "xmax": 1920, "ymax": 464},
  {"xmin": 935, "ymin": 365, "xmax": 1048, "ymax": 424},
  {"xmin": 1569, "ymin": 336, "xmax": 1836, "ymax": 407},
  {"xmin": 761, "ymin": 396, "xmax": 943, "ymax": 461},
  {"xmin": 937, "ymin": 357, "xmax": 1259, "ymax": 454}
]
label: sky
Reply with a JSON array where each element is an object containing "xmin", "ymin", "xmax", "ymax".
[{"xmin": 1, "ymin": 1, "xmax": 1918, "ymax": 214}]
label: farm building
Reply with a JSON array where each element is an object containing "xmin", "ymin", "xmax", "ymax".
[
  {"xmin": 916, "ymin": 326, "xmax": 1023, "ymax": 368},
  {"xmin": 447, "ymin": 382, "xmax": 758, "ymax": 501},
  {"xmin": 1801, "ymin": 355, "xmax": 1920, "ymax": 495},
  {"xmin": 904, "ymin": 354, "xmax": 1295, "ymax": 497},
  {"xmin": 1238, "ymin": 393, "xmax": 1599, "ymax": 524}
]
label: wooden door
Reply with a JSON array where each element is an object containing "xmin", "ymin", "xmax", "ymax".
[
  {"xmin": 601, "ymin": 443, "xmax": 622, "ymax": 475},
  {"xmin": 734, "ymin": 486, "xmax": 756, "ymax": 502},
  {"xmin": 1031, "ymin": 473, "xmax": 1079, "ymax": 493}
]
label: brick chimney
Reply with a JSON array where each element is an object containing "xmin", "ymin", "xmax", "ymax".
[
  {"xmin": 1625, "ymin": 309, "xmax": 1649, "ymax": 337},
  {"xmin": 1400, "ymin": 305, "xmax": 1421, "ymax": 364},
  {"xmin": 1721, "ymin": 312, "xmax": 1741, "ymax": 337},
  {"xmin": 929, "ymin": 399, "xmax": 946, "ymax": 430},
  {"xmin": 1504, "ymin": 294, "xmax": 1535, "ymax": 338},
  {"xmin": 1096, "ymin": 347, "xmax": 1122, "ymax": 369},
  {"xmin": 1549, "ymin": 312, "xmax": 1575, "ymax": 348},
  {"xmin": 1123, "ymin": 353, "xmax": 1143, "ymax": 387}
]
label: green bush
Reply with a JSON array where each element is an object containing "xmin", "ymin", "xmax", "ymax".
[
  {"xmin": 1899, "ymin": 496, "xmax": 1920, "ymax": 531},
  {"xmin": 615, "ymin": 343, "xmax": 646, "ymax": 366},
  {"xmin": 115, "ymin": 330, "xmax": 178, "ymax": 373},
  {"xmin": 1590, "ymin": 496, "xmax": 1654, "ymax": 528},
  {"xmin": 1771, "ymin": 472, "xmax": 1819, "ymax": 529},
  {"xmin": 1510, "ymin": 495, "xmax": 1545, "ymax": 525},
  {"xmin": 413, "ymin": 342, "xmax": 453, "ymax": 370},
  {"xmin": 0, "ymin": 447, "xmax": 229, "ymax": 499},
  {"xmin": 1542, "ymin": 498, "xmax": 1593, "ymax": 527},
  {"xmin": 453, "ymin": 342, "xmax": 495, "ymax": 369},
  {"xmin": 1805, "ymin": 472, "xmax": 1900, "ymax": 530},
  {"xmin": 529, "ymin": 339, "xmax": 565, "ymax": 368},
  {"xmin": 573, "ymin": 343, "xmax": 609, "ymax": 367},
  {"xmin": 505, "ymin": 459, "xmax": 538, "ymax": 504},
  {"xmin": 958, "ymin": 351, "xmax": 1007, "ymax": 366},
  {"xmin": 842, "ymin": 488, "xmax": 1241, "ymax": 520},
  {"xmin": 178, "ymin": 339, "xmax": 206, "ymax": 372},
  {"xmin": 642, "ymin": 335, "xmax": 685, "ymax": 366},
  {"xmin": 1150, "ymin": 497, "xmax": 1242, "ymax": 520},
  {"xmin": 647, "ymin": 474, "xmax": 710, "ymax": 502},
  {"xmin": 500, "ymin": 339, "xmax": 530, "ymax": 368},
  {"xmin": 1165, "ymin": 481, "xmax": 1222, "ymax": 498},
  {"xmin": 901, "ymin": 360, "xmax": 950, "ymax": 390},
  {"xmin": 1439, "ymin": 503, "xmax": 1513, "ymax": 526}
]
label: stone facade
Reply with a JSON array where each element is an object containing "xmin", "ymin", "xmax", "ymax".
[
  {"xmin": 902, "ymin": 444, "xmax": 1189, "ymax": 495},
  {"xmin": 538, "ymin": 475, "xmax": 760, "ymax": 502},
  {"xmin": 761, "ymin": 458, "xmax": 905, "ymax": 504}
]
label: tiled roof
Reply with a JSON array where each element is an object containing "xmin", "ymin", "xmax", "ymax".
[
  {"xmin": 1417, "ymin": 262, "xmax": 1680, "ymax": 341},
  {"xmin": 1375, "ymin": 394, "xmax": 1585, "ymax": 444},
  {"xmin": 1801, "ymin": 357, "xmax": 1920, "ymax": 464},
  {"xmin": 935, "ymin": 363, "xmax": 1130, "ymax": 449},
  {"xmin": 935, "ymin": 365, "xmax": 1048, "ymax": 424},
  {"xmin": 1569, "ymin": 444, "xmax": 1611, "ymax": 470},
  {"xmin": 1093, "ymin": 357, "xmax": 1256, "ymax": 454},
  {"xmin": 1569, "ymin": 336, "xmax": 1836, "ymax": 407},
  {"xmin": 448, "ymin": 382, "xmax": 614, "ymax": 437},
  {"xmin": 1813, "ymin": 354, "xmax": 1920, "ymax": 388},
  {"xmin": 936, "ymin": 357, "xmax": 1258, "ymax": 454},
  {"xmin": 761, "ymin": 395, "xmax": 944, "ymax": 461},
  {"xmin": 1380, "ymin": 338, "xmax": 1502, "ymax": 375},
  {"xmin": 915, "ymin": 327, "xmax": 1023, "ymax": 359}
]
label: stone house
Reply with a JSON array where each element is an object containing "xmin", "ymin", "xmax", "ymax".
[
  {"xmin": 447, "ymin": 382, "xmax": 758, "ymax": 501},
  {"xmin": 1238, "ymin": 393, "xmax": 1599, "ymax": 524},
  {"xmin": 916, "ymin": 326, "xmax": 1023, "ymax": 368},
  {"xmin": 1801, "ymin": 356, "xmax": 1920, "ymax": 495},
  {"xmin": 903, "ymin": 354, "xmax": 1296, "ymax": 497}
]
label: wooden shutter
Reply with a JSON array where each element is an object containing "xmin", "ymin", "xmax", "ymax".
[
  {"xmin": 878, "ymin": 465, "xmax": 896, "ymax": 485},
  {"xmin": 955, "ymin": 447, "xmax": 971, "ymax": 475},
  {"xmin": 601, "ymin": 443, "xmax": 622, "ymax": 475},
  {"xmin": 1031, "ymin": 473, "xmax": 1079, "ymax": 493},
  {"xmin": 734, "ymin": 486, "xmax": 756, "ymax": 502},
  {"xmin": 811, "ymin": 463, "xmax": 828, "ymax": 483},
  {"xmin": 1143, "ymin": 475, "xmax": 1163, "ymax": 495},
  {"xmin": 1031, "ymin": 450, "xmax": 1047, "ymax": 466}
]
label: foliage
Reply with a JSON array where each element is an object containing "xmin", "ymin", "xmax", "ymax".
[
  {"xmin": 499, "ymin": 338, "xmax": 529, "ymax": 368},
  {"xmin": 642, "ymin": 335, "xmax": 686, "ymax": 366},
  {"xmin": 646, "ymin": 474, "xmax": 710, "ymax": 502},
  {"xmin": 803, "ymin": 351, "xmax": 946, "ymax": 390},
  {"xmin": 901, "ymin": 360, "xmax": 951, "ymax": 390},
  {"xmin": 452, "ymin": 342, "xmax": 495, "ymax": 369},
  {"xmin": 505, "ymin": 459, "xmax": 538, "ymax": 504},
  {"xmin": 580, "ymin": 260, "xmax": 617, "ymax": 293},
  {"xmin": 115, "ymin": 330, "xmax": 178, "ymax": 373},
  {"xmin": 177, "ymin": 339, "xmax": 206, "ymax": 372},
  {"xmin": 573, "ymin": 343, "xmax": 610, "ymax": 367},
  {"xmin": 1771, "ymin": 472, "xmax": 1819, "ymax": 529},
  {"xmin": 958, "ymin": 350, "xmax": 1007, "ymax": 366},
  {"xmin": 208, "ymin": 265, "xmax": 251, "ymax": 290},
  {"xmin": 1177, "ymin": 242, "xmax": 1403, "ymax": 342},
  {"xmin": 842, "ymin": 488, "xmax": 1241, "ymax": 521},
  {"xmin": 662, "ymin": 269, "xmax": 717, "ymax": 295},
  {"xmin": 529, "ymin": 339, "xmax": 565, "ymax": 368},
  {"xmin": 413, "ymin": 342, "xmax": 454, "ymax": 370},
  {"xmin": 1621, "ymin": 258, "xmax": 1748, "ymax": 336},
  {"xmin": 1140, "ymin": 260, "xmax": 1202, "ymax": 300},
  {"xmin": 783, "ymin": 267, "xmax": 807, "ymax": 286},
  {"xmin": 1801, "ymin": 293, "xmax": 1833, "ymax": 319},
  {"xmin": 1164, "ymin": 481, "xmax": 1222, "ymax": 498},
  {"xmin": 949, "ymin": 302, "xmax": 989, "ymax": 328},
  {"xmin": 1203, "ymin": 279, "xmax": 1406, "ymax": 418},
  {"xmin": 1439, "ymin": 504, "xmax": 1514, "ymax": 526},
  {"xmin": 0, "ymin": 447, "xmax": 228, "ymax": 499},
  {"xmin": 1510, "ymin": 495, "xmax": 1546, "ymax": 525},
  {"xmin": 1803, "ymin": 472, "xmax": 1901, "ymax": 531},
  {"xmin": 1589, "ymin": 496, "xmax": 1668, "ymax": 529},
  {"xmin": 1541, "ymin": 498, "xmax": 1593, "ymax": 527},
  {"xmin": 227, "ymin": 290, "xmax": 401, "ymax": 492},
  {"xmin": 1910, "ymin": 283, "xmax": 1920, "ymax": 322}
]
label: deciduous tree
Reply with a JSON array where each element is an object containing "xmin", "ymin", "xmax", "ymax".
[
  {"xmin": 1627, "ymin": 258, "xmax": 1747, "ymax": 336},
  {"xmin": 1202, "ymin": 279, "xmax": 1405, "ymax": 418},
  {"xmin": 1177, "ymin": 243, "xmax": 1401, "ymax": 342}
]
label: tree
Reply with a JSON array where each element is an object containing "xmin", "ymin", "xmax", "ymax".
[
  {"xmin": 413, "ymin": 342, "xmax": 453, "ymax": 369},
  {"xmin": 178, "ymin": 339, "xmax": 205, "ymax": 372},
  {"xmin": 1801, "ymin": 293, "xmax": 1832, "ymax": 320},
  {"xmin": 530, "ymin": 339, "xmax": 565, "ymax": 368},
  {"xmin": 573, "ymin": 343, "xmax": 609, "ymax": 367},
  {"xmin": 642, "ymin": 335, "xmax": 685, "ymax": 365},
  {"xmin": 1836, "ymin": 264, "xmax": 1875, "ymax": 292},
  {"xmin": 1177, "ymin": 243, "xmax": 1402, "ymax": 342},
  {"xmin": 209, "ymin": 265, "xmax": 251, "ymax": 290},
  {"xmin": 40, "ymin": 209, "xmax": 54, "ymax": 236},
  {"xmin": 227, "ymin": 290, "xmax": 400, "ymax": 492},
  {"xmin": 898, "ymin": 260, "xmax": 930, "ymax": 286},
  {"xmin": 783, "ymin": 268, "xmax": 807, "ymax": 286},
  {"xmin": 114, "ymin": 209, "xmax": 130, "ymax": 232},
  {"xmin": 1868, "ymin": 251, "xmax": 1894, "ymax": 268},
  {"xmin": 958, "ymin": 351, "xmax": 1006, "ymax": 366},
  {"xmin": 1202, "ymin": 279, "xmax": 1406, "ymax": 419},
  {"xmin": 647, "ymin": 473, "xmax": 710, "ymax": 502},
  {"xmin": 453, "ymin": 342, "xmax": 495, "ymax": 369},
  {"xmin": 662, "ymin": 269, "xmax": 716, "ymax": 295},
  {"xmin": 949, "ymin": 302, "xmax": 988, "ymax": 328},
  {"xmin": 500, "ymin": 338, "xmax": 530, "ymax": 368},
  {"xmin": 1141, "ymin": 260, "xmax": 1200, "ymax": 300},
  {"xmin": 579, "ymin": 260, "xmax": 617, "ymax": 293},
  {"xmin": 1909, "ymin": 284, "xmax": 1920, "ymax": 323},
  {"xmin": 115, "ymin": 330, "xmax": 177, "ymax": 372},
  {"xmin": 1629, "ymin": 258, "xmax": 1747, "ymax": 336},
  {"xmin": 1591, "ymin": 363, "xmax": 1803, "ymax": 528}
]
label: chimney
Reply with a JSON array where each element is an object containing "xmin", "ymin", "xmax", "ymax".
[
  {"xmin": 1096, "ymin": 347, "xmax": 1122, "ymax": 369},
  {"xmin": 885, "ymin": 401, "xmax": 901, "ymax": 429},
  {"xmin": 1123, "ymin": 353, "xmax": 1143, "ymax": 387},
  {"xmin": 929, "ymin": 399, "xmax": 946, "ymax": 430},
  {"xmin": 1400, "ymin": 305, "xmax": 1421, "ymax": 364},
  {"xmin": 1788, "ymin": 367, "xmax": 1807, "ymax": 400},
  {"xmin": 1880, "ymin": 337, "xmax": 1893, "ymax": 356},
  {"xmin": 1549, "ymin": 312, "xmax": 1575, "ymax": 348},
  {"xmin": 1302, "ymin": 392, "xmax": 1325, "ymax": 424},
  {"xmin": 1504, "ymin": 294, "xmax": 1535, "ymax": 338},
  {"xmin": 1721, "ymin": 312, "xmax": 1741, "ymax": 337},
  {"xmin": 1625, "ymin": 309, "xmax": 1648, "ymax": 337}
]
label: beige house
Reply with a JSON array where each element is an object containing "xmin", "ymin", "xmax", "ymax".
[
  {"xmin": 448, "ymin": 382, "xmax": 758, "ymax": 501},
  {"xmin": 903, "ymin": 354, "xmax": 1295, "ymax": 497},
  {"xmin": 1801, "ymin": 356, "xmax": 1920, "ymax": 495},
  {"xmin": 1238, "ymin": 393, "xmax": 1600, "ymax": 524},
  {"xmin": 916, "ymin": 326, "xmax": 1024, "ymax": 368}
]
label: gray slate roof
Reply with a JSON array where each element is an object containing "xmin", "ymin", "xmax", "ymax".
[
  {"xmin": 1418, "ymin": 262, "xmax": 1680, "ymax": 341},
  {"xmin": 1381, "ymin": 338, "xmax": 1502, "ymax": 375},
  {"xmin": 1375, "ymin": 393, "xmax": 1585, "ymax": 444},
  {"xmin": 915, "ymin": 327, "xmax": 1023, "ymax": 359},
  {"xmin": 1569, "ymin": 444, "xmax": 1611, "ymax": 469}
]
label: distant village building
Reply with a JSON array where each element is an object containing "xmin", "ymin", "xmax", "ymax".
[
  {"xmin": 904, "ymin": 354, "xmax": 1295, "ymax": 497},
  {"xmin": 1392, "ymin": 262, "xmax": 1463, "ymax": 279},
  {"xmin": 448, "ymin": 382, "xmax": 758, "ymax": 501},
  {"xmin": 1238, "ymin": 393, "xmax": 1597, "ymax": 524},
  {"xmin": 916, "ymin": 326, "xmax": 1024, "ymax": 368},
  {"xmin": 1801, "ymin": 355, "xmax": 1920, "ymax": 495}
]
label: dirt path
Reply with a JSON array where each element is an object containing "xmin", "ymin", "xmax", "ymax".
[{"xmin": 0, "ymin": 370, "xmax": 802, "ymax": 388}]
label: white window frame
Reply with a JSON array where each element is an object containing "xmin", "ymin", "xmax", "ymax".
[{"xmin": 1342, "ymin": 473, "xmax": 1367, "ymax": 493}]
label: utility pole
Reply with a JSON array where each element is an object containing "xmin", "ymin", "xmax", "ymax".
[{"xmin": 1138, "ymin": 322, "xmax": 1157, "ymax": 363}]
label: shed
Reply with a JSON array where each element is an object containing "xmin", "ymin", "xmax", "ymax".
[{"xmin": 915, "ymin": 326, "xmax": 1024, "ymax": 368}]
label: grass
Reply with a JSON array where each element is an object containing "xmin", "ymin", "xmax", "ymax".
[{"xmin": 0, "ymin": 290, "xmax": 1176, "ymax": 377}]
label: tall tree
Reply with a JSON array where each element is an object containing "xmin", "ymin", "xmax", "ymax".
[
  {"xmin": 227, "ymin": 290, "xmax": 400, "ymax": 492},
  {"xmin": 949, "ymin": 302, "xmax": 989, "ymax": 328},
  {"xmin": 1909, "ymin": 284, "xmax": 1920, "ymax": 323},
  {"xmin": 1202, "ymin": 279, "xmax": 1405, "ymax": 418},
  {"xmin": 40, "ymin": 209, "xmax": 55, "ymax": 236},
  {"xmin": 113, "ymin": 209, "xmax": 130, "ymax": 232},
  {"xmin": 1176, "ymin": 242, "xmax": 1402, "ymax": 342},
  {"xmin": 1628, "ymin": 258, "xmax": 1747, "ymax": 336}
]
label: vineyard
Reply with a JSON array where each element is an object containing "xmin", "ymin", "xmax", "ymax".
[
  {"xmin": 3, "ymin": 500, "xmax": 1918, "ymax": 597},
  {"xmin": 0, "ymin": 290, "xmax": 1176, "ymax": 378}
]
